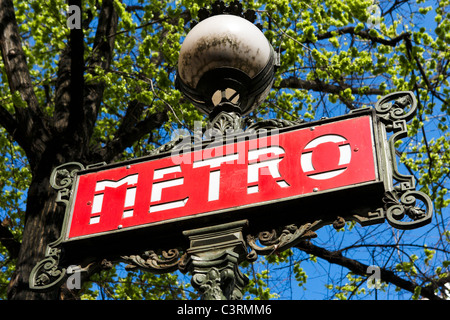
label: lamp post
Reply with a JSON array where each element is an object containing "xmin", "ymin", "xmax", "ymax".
[{"xmin": 174, "ymin": 3, "xmax": 279, "ymax": 300}]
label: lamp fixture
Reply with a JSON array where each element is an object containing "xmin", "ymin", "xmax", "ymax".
[{"xmin": 176, "ymin": 1, "xmax": 278, "ymax": 119}]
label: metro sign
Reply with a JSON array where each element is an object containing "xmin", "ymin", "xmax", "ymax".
[
  {"xmin": 65, "ymin": 111, "xmax": 381, "ymax": 245},
  {"xmin": 29, "ymin": 91, "xmax": 433, "ymax": 293}
]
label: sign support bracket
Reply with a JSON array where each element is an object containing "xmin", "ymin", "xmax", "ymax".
[{"xmin": 179, "ymin": 220, "xmax": 249, "ymax": 300}]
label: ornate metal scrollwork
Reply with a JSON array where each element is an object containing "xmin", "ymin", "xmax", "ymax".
[
  {"xmin": 205, "ymin": 111, "xmax": 246, "ymax": 136},
  {"xmin": 375, "ymin": 91, "xmax": 417, "ymax": 125},
  {"xmin": 383, "ymin": 190, "xmax": 433, "ymax": 230},
  {"xmin": 121, "ymin": 249, "xmax": 186, "ymax": 274},
  {"xmin": 147, "ymin": 113, "xmax": 305, "ymax": 158},
  {"xmin": 245, "ymin": 118, "xmax": 304, "ymax": 133},
  {"xmin": 30, "ymin": 162, "xmax": 85, "ymax": 291},
  {"xmin": 50, "ymin": 162, "xmax": 85, "ymax": 207},
  {"xmin": 376, "ymin": 91, "xmax": 417, "ymax": 191},
  {"xmin": 246, "ymin": 221, "xmax": 321, "ymax": 260},
  {"xmin": 374, "ymin": 91, "xmax": 433, "ymax": 230},
  {"xmin": 185, "ymin": 251, "xmax": 249, "ymax": 300},
  {"xmin": 29, "ymin": 247, "xmax": 65, "ymax": 291}
]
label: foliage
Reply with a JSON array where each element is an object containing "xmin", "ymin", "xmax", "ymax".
[{"xmin": 0, "ymin": 0, "xmax": 449, "ymax": 300}]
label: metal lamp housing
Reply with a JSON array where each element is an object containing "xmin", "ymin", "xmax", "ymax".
[{"xmin": 176, "ymin": 14, "xmax": 276, "ymax": 117}]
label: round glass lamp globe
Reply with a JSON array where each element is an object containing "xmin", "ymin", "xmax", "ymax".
[{"xmin": 177, "ymin": 14, "xmax": 272, "ymax": 92}]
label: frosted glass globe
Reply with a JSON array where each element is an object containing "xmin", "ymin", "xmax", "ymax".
[{"xmin": 178, "ymin": 14, "xmax": 272, "ymax": 89}]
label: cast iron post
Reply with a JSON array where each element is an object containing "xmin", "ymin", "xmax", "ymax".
[{"xmin": 180, "ymin": 220, "xmax": 249, "ymax": 300}]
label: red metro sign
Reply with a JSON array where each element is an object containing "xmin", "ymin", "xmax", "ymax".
[
  {"xmin": 29, "ymin": 91, "xmax": 434, "ymax": 293},
  {"xmin": 66, "ymin": 112, "xmax": 379, "ymax": 240}
]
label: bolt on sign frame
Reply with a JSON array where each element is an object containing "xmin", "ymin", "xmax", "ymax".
[{"xmin": 30, "ymin": 91, "xmax": 433, "ymax": 297}]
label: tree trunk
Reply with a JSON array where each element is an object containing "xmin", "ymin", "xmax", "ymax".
[{"xmin": 7, "ymin": 166, "xmax": 65, "ymax": 299}]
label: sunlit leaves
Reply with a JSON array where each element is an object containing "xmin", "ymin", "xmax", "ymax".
[{"xmin": 1, "ymin": 0, "xmax": 450, "ymax": 300}]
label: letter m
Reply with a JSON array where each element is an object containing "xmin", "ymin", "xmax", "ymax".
[{"xmin": 89, "ymin": 174, "xmax": 138, "ymax": 224}]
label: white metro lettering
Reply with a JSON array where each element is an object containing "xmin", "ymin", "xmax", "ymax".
[
  {"xmin": 300, "ymin": 134, "xmax": 351, "ymax": 180},
  {"xmin": 247, "ymin": 146, "xmax": 289, "ymax": 194},
  {"xmin": 149, "ymin": 165, "xmax": 188, "ymax": 213},
  {"xmin": 90, "ymin": 174, "xmax": 138, "ymax": 224},
  {"xmin": 193, "ymin": 153, "xmax": 239, "ymax": 201}
]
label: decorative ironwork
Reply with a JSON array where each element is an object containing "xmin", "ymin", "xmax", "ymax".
[
  {"xmin": 332, "ymin": 216, "xmax": 346, "ymax": 230},
  {"xmin": 205, "ymin": 110, "xmax": 246, "ymax": 136},
  {"xmin": 146, "ymin": 113, "xmax": 304, "ymax": 157},
  {"xmin": 50, "ymin": 162, "xmax": 86, "ymax": 207},
  {"xmin": 29, "ymin": 85, "xmax": 433, "ymax": 300},
  {"xmin": 383, "ymin": 190, "xmax": 433, "ymax": 230},
  {"xmin": 246, "ymin": 118, "xmax": 304, "ymax": 133},
  {"xmin": 246, "ymin": 221, "xmax": 321, "ymax": 260},
  {"xmin": 29, "ymin": 247, "xmax": 65, "ymax": 291},
  {"xmin": 351, "ymin": 208, "xmax": 386, "ymax": 227},
  {"xmin": 180, "ymin": 220, "xmax": 249, "ymax": 300},
  {"xmin": 29, "ymin": 162, "xmax": 85, "ymax": 291},
  {"xmin": 183, "ymin": 251, "xmax": 249, "ymax": 300},
  {"xmin": 373, "ymin": 91, "xmax": 433, "ymax": 229},
  {"xmin": 375, "ymin": 91, "xmax": 417, "ymax": 125},
  {"xmin": 121, "ymin": 249, "xmax": 186, "ymax": 274}
]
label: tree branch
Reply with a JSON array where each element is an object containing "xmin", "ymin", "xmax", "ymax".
[
  {"xmin": 0, "ymin": 218, "xmax": 20, "ymax": 259},
  {"xmin": 81, "ymin": 0, "xmax": 118, "ymax": 157},
  {"xmin": 0, "ymin": 103, "xmax": 18, "ymax": 136},
  {"xmin": 311, "ymin": 26, "xmax": 411, "ymax": 47},
  {"xmin": 53, "ymin": 0, "xmax": 84, "ymax": 137},
  {"xmin": 277, "ymin": 77, "xmax": 384, "ymax": 96},
  {"xmin": 0, "ymin": 0, "xmax": 40, "ymax": 113},
  {"xmin": 53, "ymin": 2, "xmax": 95, "ymax": 136},
  {"xmin": 0, "ymin": 0, "xmax": 50, "ymax": 168},
  {"xmin": 53, "ymin": 46, "xmax": 71, "ymax": 133},
  {"xmin": 296, "ymin": 240, "xmax": 443, "ymax": 300},
  {"xmin": 91, "ymin": 99, "xmax": 168, "ymax": 163}
]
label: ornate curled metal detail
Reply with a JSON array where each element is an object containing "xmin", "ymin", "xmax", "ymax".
[
  {"xmin": 30, "ymin": 162, "xmax": 85, "ymax": 291},
  {"xmin": 29, "ymin": 248, "xmax": 66, "ymax": 291},
  {"xmin": 375, "ymin": 91, "xmax": 417, "ymax": 125},
  {"xmin": 192, "ymin": 267, "xmax": 224, "ymax": 300},
  {"xmin": 206, "ymin": 111, "xmax": 246, "ymax": 136},
  {"xmin": 246, "ymin": 118, "xmax": 304, "ymax": 133},
  {"xmin": 373, "ymin": 91, "xmax": 433, "ymax": 230},
  {"xmin": 183, "ymin": 250, "xmax": 248, "ymax": 300},
  {"xmin": 376, "ymin": 92, "xmax": 418, "ymax": 191},
  {"xmin": 147, "ymin": 115, "xmax": 304, "ymax": 157},
  {"xmin": 383, "ymin": 190, "xmax": 433, "ymax": 230},
  {"xmin": 246, "ymin": 221, "xmax": 320, "ymax": 260},
  {"xmin": 50, "ymin": 162, "xmax": 85, "ymax": 206},
  {"xmin": 121, "ymin": 249, "xmax": 185, "ymax": 274}
]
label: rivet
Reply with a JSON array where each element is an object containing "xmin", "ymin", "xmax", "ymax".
[
  {"xmin": 313, "ymin": 187, "xmax": 319, "ymax": 192},
  {"xmin": 126, "ymin": 165, "xmax": 131, "ymax": 169},
  {"xmin": 354, "ymin": 147, "xmax": 359, "ymax": 152},
  {"xmin": 118, "ymin": 225, "xmax": 123, "ymax": 229},
  {"xmin": 310, "ymin": 127, "xmax": 315, "ymax": 131},
  {"xmin": 87, "ymin": 201, "xmax": 92, "ymax": 205}
]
